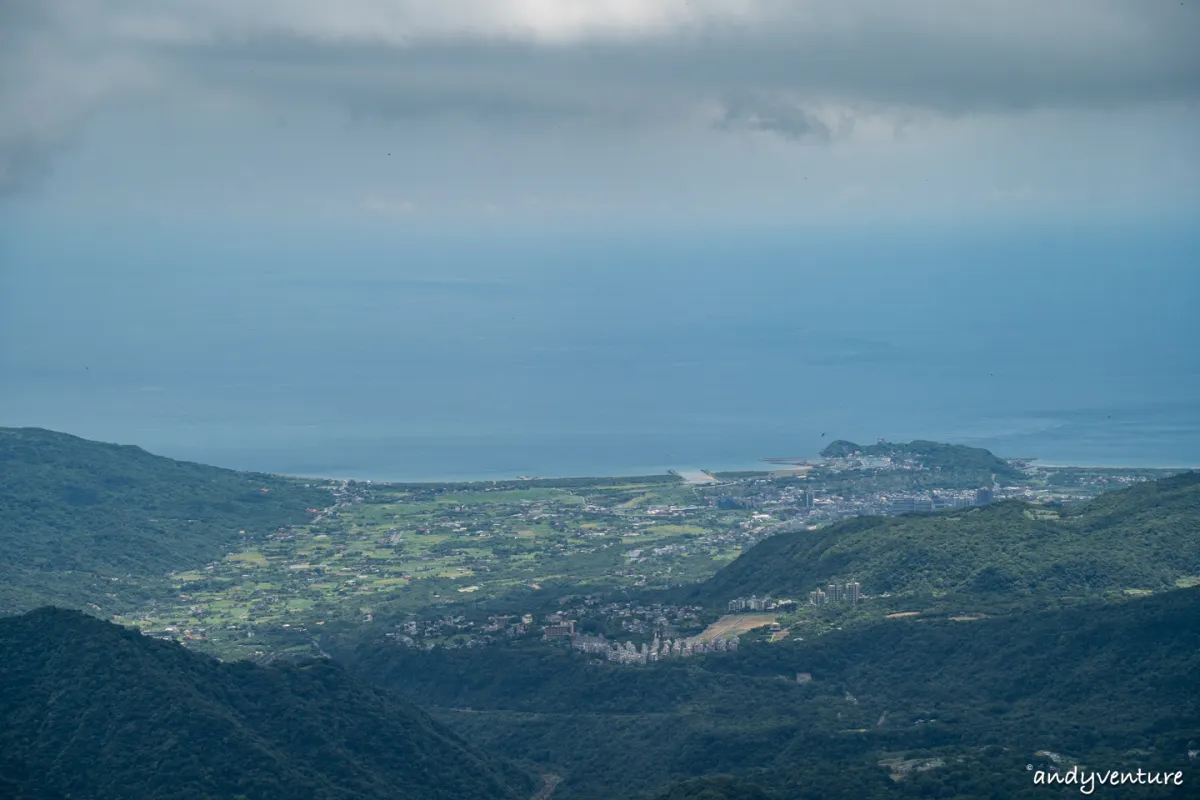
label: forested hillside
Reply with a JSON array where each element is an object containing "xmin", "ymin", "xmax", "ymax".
[
  {"xmin": 0, "ymin": 427, "xmax": 329, "ymax": 612},
  {"xmin": 695, "ymin": 471, "xmax": 1200, "ymax": 601},
  {"xmin": 818, "ymin": 439, "xmax": 1025, "ymax": 484},
  {"xmin": 0, "ymin": 608, "xmax": 532, "ymax": 800},
  {"xmin": 338, "ymin": 589, "xmax": 1200, "ymax": 799}
]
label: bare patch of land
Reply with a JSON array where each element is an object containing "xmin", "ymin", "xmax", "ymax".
[
  {"xmin": 673, "ymin": 469, "xmax": 719, "ymax": 484},
  {"xmin": 695, "ymin": 613, "xmax": 777, "ymax": 642}
]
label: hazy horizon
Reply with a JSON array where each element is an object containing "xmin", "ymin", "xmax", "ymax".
[{"xmin": 2, "ymin": 1, "xmax": 1198, "ymax": 480}]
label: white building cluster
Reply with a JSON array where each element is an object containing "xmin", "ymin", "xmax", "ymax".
[
  {"xmin": 808, "ymin": 581, "xmax": 862, "ymax": 605},
  {"xmin": 572, "ymin": 632, "xmax": 739, "ymax": 665},
  {"xmin": 727, "ymin": 595, "xmax": 795, "ymax": 612}
]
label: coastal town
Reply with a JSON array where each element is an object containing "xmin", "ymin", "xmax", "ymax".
[{"xmin": 113, "ymin": 443, "xmax": 1180, "ymax": 660}]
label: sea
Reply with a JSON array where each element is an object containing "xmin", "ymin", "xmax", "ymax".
[{"xmin": 2, "ymin": 219, "xmax": 1198, "ymax": 482}]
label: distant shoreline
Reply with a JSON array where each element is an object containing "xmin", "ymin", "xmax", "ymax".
[
  {"xmin": 270, "ymin": 460, "xmax": 1195, "ymax": 486},
  {"xmin": 1021, "ymin": 461, "xmax": 1198, "ymax": 470},
  {"xmin": 273, "ymin": 467, "xmax": 762, "ymax": 485}
]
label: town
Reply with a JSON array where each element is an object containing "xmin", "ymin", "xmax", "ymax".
[{"xmin": 112, "ymin": 447, "xmax": 1179, "ymax": 660}]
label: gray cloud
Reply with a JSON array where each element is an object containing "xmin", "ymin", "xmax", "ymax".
[
  {"xmin": 1, "ymin": 1, "xmax": 1197, "ymax": 200},
  {"xmin": 0, "ymin": 138, "xmax": 63, "ymax": 197},
  {"xmin": 715, "ymin": 93, "xmax": 832, "ymax": 143},
  {"xmin": 140, "ymin": 2, "xmax": 1200, "ymax": 114}
]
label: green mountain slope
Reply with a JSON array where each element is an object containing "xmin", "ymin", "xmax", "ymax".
[
  {"xmin": 340, "ymin": 589, "xmax": 1200, "ymax": 800},
  {"xmin": 651, "ymin": 776, "xmax": 775, "ymax": 800},
  {"xmin": 694, "ymin": 471, "xmax": 1200, "ymax": 601},
  {"xmin": 0, "ymin": 427, "xmax": 329, "ymax": 613},
  {"xmin": 819, "ymin": 438, "xmax": 1025, "ymax": 484},
  {"xmin": 0, "ymin": 608, "xmax": 532, "ymax": 800}
]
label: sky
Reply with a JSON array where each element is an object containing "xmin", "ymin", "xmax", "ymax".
[
  {"xmin": 1, "ymin": 0, "xmax": 1198, "ymax": 228},
  {"xmin": 1, "ymin": 2, "xmax": 1199, "ymax": 474}
]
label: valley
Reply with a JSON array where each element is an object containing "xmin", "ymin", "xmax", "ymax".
[
  {"xmin": 3, "ymin": 427, "xmax": 1198, "ymax": 800},
  {"xmin": 92, "ymin": 436, "xmax": 1194, "ymax": 663}
]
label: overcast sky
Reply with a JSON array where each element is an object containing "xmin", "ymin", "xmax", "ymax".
[{"xmin": 2, "ymin": 0, "xmax": 1198, "ymax": 227}]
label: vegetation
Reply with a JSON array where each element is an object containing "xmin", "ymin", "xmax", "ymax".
[
  {"xmin": 652, "ymin": 776, "xmax": 775, "ymax": 800},
  {"xmin": 0, "ymin": 427, "xmax": 329, "ymax": 614},
  {"xmin": 112, "ymin": 474, "xmax": 755, "ymax": 659},
  {"xmin": 4, "ymin": 429, "xmax": 1197, "ymax": 799},
  {"xmin": 819, "ymin": 439, "xmax": 1025, "ymax": 485},
  {"xmin": 8, "ymin": 427, "xmax": 1158, "ymax": 659},
  {"xmin": 340, "ymin": 589, "xmax": 1200, "ymax": 799},
  {"xmin": 382, "ymin": 474, "xmax": 684, "ymax": 491},
  {"xmin": 694, "ymin": 471, "xmax": 1200, "ymax": 602},
  {"xmin": 0, "ymin": 608, "xmax": 532, "ymax": 800}
]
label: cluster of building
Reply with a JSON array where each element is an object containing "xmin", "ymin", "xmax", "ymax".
[
  {"xmin": 726, "ymin": 595, "xmax": 796, "ymax": 612},
  {"xmin": 376, "ymin": 601, "xmax": 713, "ymax": 652},
  {"xmin": 880, "ymin": 488, "xmax": 994, "ymax": 514},
  {"xmin": 554, "ymin": 599, "xmax": 705, "ymax": 634},
  {"xmin": 572, "ymin": 632, "xmax": 739, "ymax": 665},
  {"xmin": 808, "ymin": 582, "xmax": 862, "ymax": 605}
]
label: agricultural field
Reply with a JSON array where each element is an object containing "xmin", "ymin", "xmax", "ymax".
[
  {"xmin": 107, "ymin": 447, "xmax": 1185, "ymax": 659},
  {"xmin": 115, "ymin": 475, "xmax": 766, "ymax": 656}
]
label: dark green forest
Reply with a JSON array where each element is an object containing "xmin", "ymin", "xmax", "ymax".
[
  {"xmin": 2, "ymin": 431, "xmax": 1196, "ymax": 799},
  {"xmin": 0, "ymin": 427, "xmax": 329, "ymax": 612},
  {"xmin": 694, "ymin": 471, "xmax": 1200, "ymax": 602},
  {"xmin": 652, "ymin": 776, "xmax": 776, "ymax": 800},
  {"xmin": 0, "ymin": 608, "xmax": 533, "ymax": 800},
  {"xmin": 337, "ymin": 589, "xmax": 1200, "ymax": 799}
]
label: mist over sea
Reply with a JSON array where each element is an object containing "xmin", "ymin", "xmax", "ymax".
[{"xmin": 3, "ymin": 221, "xmax": 1197, "ymax": 481}]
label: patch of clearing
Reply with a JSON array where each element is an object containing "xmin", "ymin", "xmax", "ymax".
[
  {"xmin": 1123, "ymin": 588, "xmax": 1153, "ymax": 597},
  {"xmin": 226, "ymin": 550, "xmax": 268, "ymax": 566},
  {"xmin": 950, "ymin": 614, "xmax": 987, "ymax": 621},
  {"xmin": 695, "ymin": 613, "xmax": 777, "ymax": 642},
  {"xmin": 532, "ymin": 772, "xmax": 562, "ymax": 800},
  {"xmin": 879, "ymin": 757, "xmax": 946, "ymax": 782},
  {"xmin": 1175, "ymin": 576, "xmax": 1200, "ymax": 588},
  {"xmin": 886, "ymin": 611, "xmax": 921, "ymax": 619}
]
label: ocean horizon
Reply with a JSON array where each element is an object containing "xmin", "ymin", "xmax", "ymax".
[{"xmin": 3, "ymin": 223, "xmax": 1198, "ymax": 482}]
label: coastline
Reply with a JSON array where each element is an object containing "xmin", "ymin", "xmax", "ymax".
[
  {"xmin": 1020, "ymin": 460, "xmax": 1199, "ymax": 470},
  {"xmin": 273, "ymin": 466, "xmax": 765, "ymax": 485},
  {"xmin": 271, "ymin": 459, "xmax": 1195, "ymax": 486}
]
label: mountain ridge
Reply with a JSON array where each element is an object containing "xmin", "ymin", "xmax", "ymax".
[
  {"xmin": 0, "ymin": 426, "xmax": 329, "ymax": 613},
  {"xmin": 693, "ymin": 471, "xmax": 1200, "ymax": 602},
  {"xmin": 0, "ymin": 607, "xmax": 532, "ymax": 800},
  {"xmin": 340, "ymin": 588, "xmax": 1200, "ymax": 799}
]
